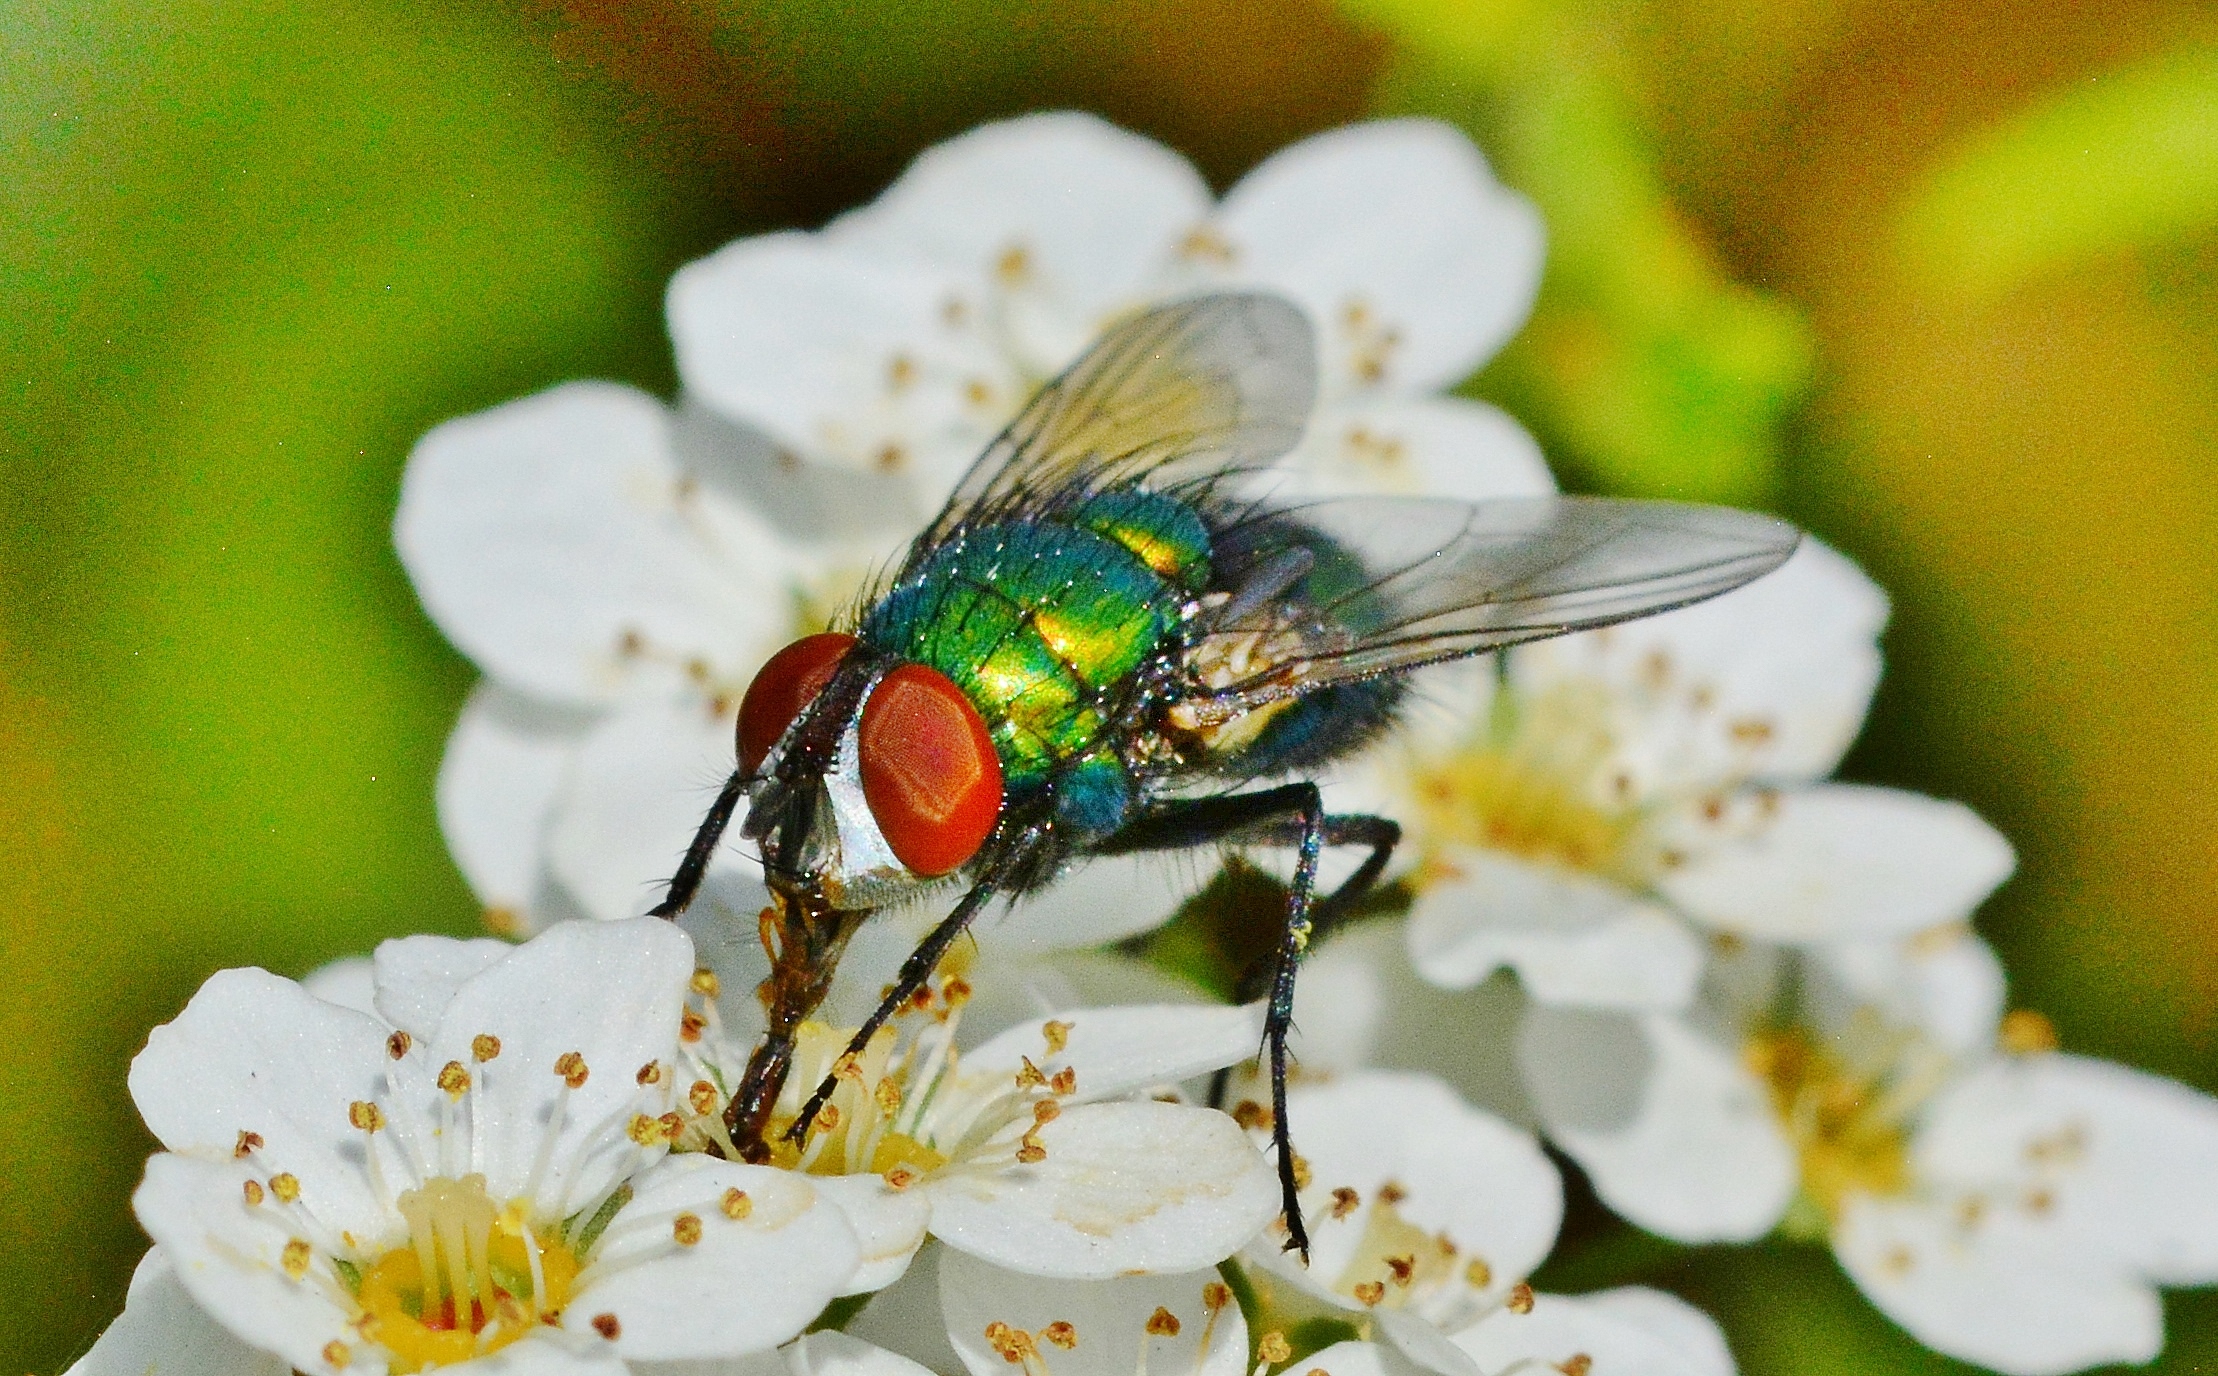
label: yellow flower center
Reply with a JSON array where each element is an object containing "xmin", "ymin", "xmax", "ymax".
[
  {"xmin": 763, "ymin": 1021, "xmax": 953, "ymax": 1178},
  {"xmin": 1745, "ymin": 1030, "xmax": 1912, "ymax": 1229},
  {"xmin": 1406, "ymin": 685, "xmax": 1639, "ymax": 883},
  {"xmin": 1328, "ymin": 1196, "xmax": 1460, "ymax": 1311},
  {"xmin": 350, "ymin": 1174, "xmax": 583, "ymax": 1373}
]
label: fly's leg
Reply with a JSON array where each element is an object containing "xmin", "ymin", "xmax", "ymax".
[
  {"xmin": 649, "ymin": 768, "xmax": 748, "ymax": 919},
  {"xmin": 1098, "ymin": 786, "xmax": 1401, "ymax": 1263},
  {"xmin": 779, "ymin": 864, "xmax": 1012, "ymax": 1147}
]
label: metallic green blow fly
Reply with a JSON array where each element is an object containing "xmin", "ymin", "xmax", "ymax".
[{"xmin": 650, "ymin": 292, "xmax": 1799, "ymax": 1257}]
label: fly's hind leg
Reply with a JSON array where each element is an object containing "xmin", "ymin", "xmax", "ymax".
[{"xmin": 1098, "ymin": 786, "xmax": 1401, "ymax": 1263}]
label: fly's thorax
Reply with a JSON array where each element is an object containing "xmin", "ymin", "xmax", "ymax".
[{"xmin": 861, "ymin": 515, "xmax": 1195, "ymax": 789}]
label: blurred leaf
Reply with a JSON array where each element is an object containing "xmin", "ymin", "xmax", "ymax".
[
  {"xmin": 1900, "ymin": 41, "xmax": 2218, "ymax": 298},
  {"xmin": 1342, "ymin": 0, "xmax": 1811, "ymax": 506}
]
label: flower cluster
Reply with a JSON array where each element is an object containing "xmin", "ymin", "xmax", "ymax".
[{"xmin": 73, "ymin": 113, "xmax": 2218, "ymax": 1376}]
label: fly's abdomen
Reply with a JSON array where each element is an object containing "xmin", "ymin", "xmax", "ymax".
[{"xmin": 863, "ymin": 512, "xmax": 1198, "ymax": 789}]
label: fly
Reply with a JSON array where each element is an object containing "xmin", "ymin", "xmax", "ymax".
[{"xmin": 648, "ymin": 292, "xmax": 1800, "ymax": 1259}]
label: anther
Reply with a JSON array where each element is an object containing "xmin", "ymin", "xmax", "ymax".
[
  {"xmin": 1016, "ymin": 1058, "xmax": 1048, "ymax": 1091},
  {"xmin": 1464, "ymin": 1257, "xmax": 1493, "ymax": 1288},
  {"xmin": 269, "ymin": 1173, "xmax": 300, "ymax": 1204},
  {"xmin": 1043, "ymin": 1321, "xmax": 1078, "ymax": 1350},
  {"xmin": 1147, "ymin": 1308, "xmax": 1183, "ymax": 1338},
  {"xmin": 1329, "ymin": 1187, "xmax": 1360, "ymax": 1220},
  {"xmin": 234, "ymin": 1130, "xmax": 263, "ymax": 1157},
  {"xmin": 1233, "ymin": 1101, "xmax": 1272, "ymax": 1131},
  {"xmin": 943, "ymin": 977, "xmax": 973, "ymax": 1008},
  {"xmin": 680, "ymin": 1009, "xmax": 708, "ymax": 1044},
  {"xmin": 1042, "ymin": 1020, "xmax": 1072, "ymax": 1054},
  {"xmin": 637, "ymin": 1061, "xmax": 664, "ymax": 1087},
  {"xmin": 1256, "ymin": 1331, "xmax": 1290, "ymax": 1363},
  {"xmin": 1050, "ymin": 1067, "xmax": 1076, "ymax": 1096},
  {"xmin": 628, "ymin": 1114, "xmax": 663, "ymax": 1146},
  {"xmin": 1033, "ymin": 1099, "xmax": 1061, "ymax": 1125},
  {"xmin": 472, "ymin": 1033, "xmax": 501, "ymax": 1063},
  {"xmin": 592, "ymin": 1313, "xmax": 621, "ymax": 1340},
  {"xmin": 885, "ymin": 1166, "xmax": 921, "ymax": 1191},
  {"xmin": 1378, "ymin": 1181, "xmax": 1407, "ymax": 1205},
  {"xmin": 556, "ymin": 1051, "xmax": 590, "ymax": 1088},
  {"xmin": 438, "ymin": 1061, "xmax": 471, "ymax": 1098},
  {"xmin": 281, "ymin": 1238, "xmax": 312, "ymax": 1280},
  {"xmin": 673, "ymin": 1213, "xmax": 703, "ymax": 1246},
  {"xmin": 834, "ymin": 1053, "xmax": 865, "ymax": 1083},
  {"xmin": 658, "ymin": 1111, "xmax": 684, "ymax": 1140},
  {"xmin": 386, "ymin": 1031, "xmax": 411, "ymax": 1060},
  {"xmin": 876, "ymin": 1078, "xmax": 903, "ymax": 1115},
  {"xmin": 1507, "ymin": 1283, "xmax": 1535, "ymax": 1315},
  {"xmin": 2000, "ymin": 1009, "xmax": 2059, "ymax": 1055},
  {"xmin": 1352, "ymin": 1281, "xmax": 1385, "ymax": 1306},
  {"xmin": 243, "ymin": 1179, "xmax": 265, "ymax": 1207},
  {"xmin": 1290, "ymin": 1156, "xmax": 1312, "ymax": 1190},
  {"xmin": 348, "ymin": 1101, "xmax": 385, "ymax": 1132},
  {"xmin": 721, "ymin": 1188, "xmax": 753, "ymax": 1220},
  {"xmin": 1203, "ymin": 1282, "xmax": 1232, "ymax": 1312},
  {"xmin": 691, "ymin": 968, "xmax": 720, "ymax": 998},
  {"xmin": 1557, "ymin": 1356, "xmax": 1592, "ymax": 1376},
  {"xmin": 323, "ymin": 1340, "xmax": 351, "ymax": 1370},
  {"xmin": 1386, "ymin": 1254, "xmax": 1415, "ymax": 1286},
  {"xmin": 1017, "ymin": 1132, "xmax": 1048, "ymax": 1164},
  {"xmin": 817, "ymin": 1104, "xmax": 843, "ymax": 1132},
  {"xmin": 689, "ymin": 1080, "xmax": 719, "ymax": 1116}
]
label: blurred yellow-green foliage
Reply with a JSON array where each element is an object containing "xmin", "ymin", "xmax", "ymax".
[{"xmin": 7, "ymin": 0, "xmax": 2218, "ymax": 1370}]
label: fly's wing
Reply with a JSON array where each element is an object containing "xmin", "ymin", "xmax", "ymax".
[
  {"xmin": 908, "ymin": 293, "xmax": 1316, "ymax": 556},
  {"xmin": 1189, "ymin": 496, "xmax": 1800, "ymax": 707}
]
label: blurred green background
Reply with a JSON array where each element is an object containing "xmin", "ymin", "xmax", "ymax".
[{"xmin": 7, "ymin": 0, "xmax": 2218, "ymax": 1370}]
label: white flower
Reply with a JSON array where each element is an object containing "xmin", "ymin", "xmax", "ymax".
[
  {"xmin": 1235, "ymin": 1070, "xmax": 1560, "ymax": 1376},
  {"xmin": 398, "ymin": 112, "xmax": 1553, "ymax": 941},
  {"xmin": 1523, "ymin": 930, "xmax": 2218, "ymax": 1375},
  {"xmin": 671, "ymin": 963, "xmax": 1279, "ymax": 1290},
  {"xmin": 845, "ymin": 1240, "xmax": 1251, "ymax": 1376},
  {"xmin": 118, "ymin": 918, "xmax": 860, "ymax": 1374},
  {"xmin": 1352, "ymin": 538, "xmax": 2013, "ymax": 1015},
  {"xmin": 65, "ymin": 1248, "xmax": 287, "ymax": 1376},
  {"xmin": 1304, "ymin": 1286, "xmax": 1736, "ymax": 1376}
]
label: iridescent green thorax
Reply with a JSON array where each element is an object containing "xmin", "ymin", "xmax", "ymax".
[{"xmin": 862, "ymin": 493, "xmax": 1208, "ymax": 791}]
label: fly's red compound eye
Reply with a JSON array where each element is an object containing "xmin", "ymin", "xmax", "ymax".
[
  {"xmin": 737, "ymin": 633, "xmax": 858, "ymax": 773},
  {"xmin": 858, "ymin": 664, "xmax": 1003, "ymax": 877}
]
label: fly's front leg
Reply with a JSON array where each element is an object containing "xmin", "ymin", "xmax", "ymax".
[
  {"xmin": 780, "ymin": 860, "xmax": 1014, "ymax": 1148},
  {"xmin": 650, "ymin": 768, "xmax": 748, "ymax": 919},
  {"xmin": 1099, "ymin": 786, "xmax": 1401, "ymax": 1263}
]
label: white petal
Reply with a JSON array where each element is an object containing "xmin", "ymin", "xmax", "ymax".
[
  {"xmin": 443, "ymin": 1342, "xmax": 631, "ymax": 1376},
  {"xmin": 1913, "ymin": 1053, "xmax": 2218, "ymax": 1282},
  {"xmin": 634, "ymin": 1354, "xmax": 785, "ymax": 1376},
  {"xmin": 1836, "ymin": 1192, "xmax": 2160, "ymax": 1376},
  {"xmin": 1519, "ymin": 1009, "xmax": 1793, "ymax": 1243},
  {"xmin": 300, "ymin": 957, "xmax": 378, "ymax": 1019},
  {"xmin": 939, "ymin": 1249, "xmax": 1248, "ymax": 1376},
  {"xmin": 1656, "ymin": 784, "xmax": 2015, "ymax": 943},
  {"xmin": 1255, "ymin": 1072, "xmax": 1560, "ymax": 1309},
  {"xmin": 65, "ymin": 1248, "xmax": 288, "ymax": 1376},
  {"xmin": 942, "ymin": 950, "xmax": 1217, "ymax": 1054},
  {"xmin": 546, "ymin": 694, "xmax": 745, "ymax": 922},
  {"xmin": 1283, "ymin": 396, "xmax": 1555, "ymax": 502},
  {"xmin": 396, "ymin": 382, "xmax": 781, "ymax": 705},
  {"xmin": 1373, "ymin": 1309, "xmax": 1479, "ymax": 1376},
  {"xmin": 131, "ymin": 1154, "xmax": 355, "ymax": 1373},
  {"xmin": 423, "ymin": 918, "xmax": 695, "ymax": 1209},
  {"xmin": 128, "ymin": 969, "xmax": 390, "ymax": 1239},
  {"xmin": 1407, "ymin": 851, "xmax": 1702, "ymax": 1011},
  {"xmin": 571, "ymin": 1157, "xmax": 859, "ymax": 1359},
  {"xmin": 668, "ymin": 231, "xmax": 999, "ymax": 500},
  {"xmin": 977, "ymin": 851, "xmax": 1209, "ymax": 955},
  {"xmin": 1513, "ymin": 539, "xmax": 1887, "ymax": 788},
  {"xmin": 1290, "ymin": 921, "xmax": 1533, "ymax": 1125},
  {"xmin": 1451, "ymin": 1288, "xmax": 1735, "ymax": 1376},
  {"xmin": 1299, "ymin": 1340, "xmax": 1425, "ymax": 1376},
  {"xmin": 786, "ymin": 1331, "xmax": 940, "ymax": 1376},
  {"xmin": 439, "ymin": 681, "xmax": 598, "ymax": 925},
  {"xmin": 1213, "ymin": 119, "xmax": 1542, "ymax": 396},
  {"xmin": 929, "ymin": 1101, "xmax": 1277, "ymax": 1276},
  {"xmin": 844, "ymin": 1240, "xmax": 967, "ymax": 1375},
  {"xmin": 370, "ymin": 933, "xmax": 514, "ymax": 1037},
  {"xmin": 810, "ymin": 1172, "xmax": 935, "ymax": 1295},
  {"xmin": 830, "ymin": 111, "xmax": 1209, "ymax": 364},
  {"xmin": 963, "ymin": 1002, "xmax": 1267, "ymax": 1104},
  {"xmin": 1807, "ymin": 927, "xmax": 2004, "ymax": 1055},
  {"xmin": 1574, "ymin": 1287, "xmax": 1737, "ymax": 1376}
]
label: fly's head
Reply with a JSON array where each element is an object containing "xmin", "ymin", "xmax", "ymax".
[{"xmin": 735, "ymin": 634, "xmax": 1005, "ymax": 911}]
